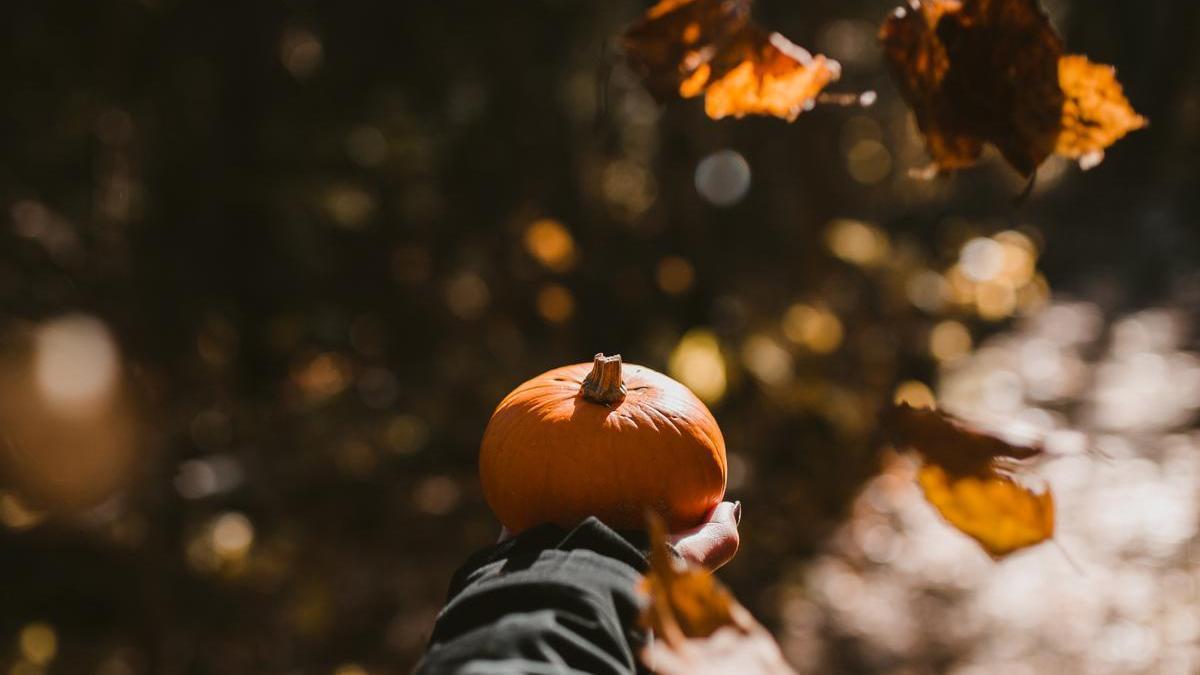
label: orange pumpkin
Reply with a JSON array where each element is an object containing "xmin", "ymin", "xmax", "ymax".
[{"xmin": 480, "ymin": 353, "xmax": 727, "ymax": 533}]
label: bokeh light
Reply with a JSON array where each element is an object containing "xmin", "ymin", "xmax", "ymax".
[
  {"xmin": 826, "ymin": 219, "xmax": 890, "ymax": 268},
  {"xmin": 782, "ymin": 304, "xmax": 844, "ymax": 354},
  {"xmin": 960, "ymin": 237, "xmax": 1006, "ymax": 282},
  {"xmin": 930, "ymin": 320, "xmax": 973, "ymax": 363},
  {"xmin": 323, "ymin": 185, "xmax": 375, "ymax": 229},
  {"xmin": 414, "ymin": 476, "xmax": 461, "ymax": 516},
  {"xmin": 669, "ymin": 329, "xmax": 728, "ymax": 404},
  {"xmin": 18, "ymin": 622, "xmax": 57, "ymax": 666},
  {"xmin": 384, "ymin": 415, "xmax": 430, "ymax": 456},
  {"xmin": 846, "ymin": 139, "xmax": 892, "ymax": 184},
  {"xmin": 523, "ymin": 218, "xmax": 578, "ymax": 273},
  {"xmin": 445, "ymin": 273, "xmax": 490, "ymax": 320},
  {"xmin": 346, "ymin": 125, "xmax": 388, "ymax": 168},
  {"xmin": 535, "ymin": 283, "xmax": 575, "ymax": 323},
  {"xmin": 0, "ymin": 492, "xmax": 44, "ymax": 530},
  {"xmin": 33, "ymin": 315, "xmax": 119, "ymax": 413},
  {"xmin": 174, "ymin": 455, "xmax": 244, "ymax": 500},
  {"xmin": 742, "ymin": 334, "xmax": 794, "ymax": 387},
  {"xmin": 280, "ymin": 27, "xmax": 323, "ymax": 79},
  {"xmin": 694, "ymin": 150, "xmax": 752, "ymax": 206},
  {"xmin": 893, "ymin": 380, "xmax": 936, "ymax": 409},
  {"xmin": 210, "ymin": 512, "xmax": 255, "ymax": 562},
  {"xmin": 656, "ymin": 256, "xmax": 696, "ymax": 295},
  {"xmin": 291, "ymin": 352, "xmax": 352, "ymax": 402}
]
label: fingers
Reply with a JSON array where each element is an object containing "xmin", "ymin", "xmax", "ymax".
[{"xmin": 671, "ymin": 500, "xmax": 741, "ymax": 570}]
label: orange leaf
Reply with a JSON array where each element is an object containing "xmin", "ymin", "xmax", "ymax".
[
  {"xmin": 1055, "ymin": 54, "xmax": 1148, "ymax": 168},
  {"xmin": 639, "ymin": 513, "xmax": 797, "ymax": 674},
  {"xmin": 885, "ymin": 403, "xmax": 1054, "ymax": 557},
  {"xmin": 917, "ymin": 463, "xmax": 1054, "ymax": 558},
  {"xmin": 703, "ymin": 28, "xmax": 840, "ymax": 122},
  {"xmin": 623, "ymin": 0, "xmax": 751, "ymax": 103},
  {"xmin": 641, "ymin": 512, "xmax": 735, "ymax": 644},
  {"xmin": 622, "ymin": 0, "xmax": 839, "ymax": 121}
]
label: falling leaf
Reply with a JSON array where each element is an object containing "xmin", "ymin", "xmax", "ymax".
[
  {"xmin": 916, "ymin": 463, "xmax": 1055, "ymax": 557},
  {"xmin": 880, "ymin": 0, "xmax": 1063, "ymax": 175},
  {"xmin": 640, "ymin": 512, "xmax": 797, "ymax": 674},
  {"xmin": 622, "ymin": 0, "xmax": 751, "ymax": 102},
  {"xmin": 884, "ymin": 401, "xmax": 1042, "ymax": 471},
  {"xmin": 1055, "ymin": 54, "xmax": 1148, "ymax": 169},
  {"xmin": 884, "ymin": 402, "xmax": 1054, "ymax": 556},
  {"xmin": 623, "ymin": 0, "xmax": 840, "ymax": 121},
  {"xmin": 703, "ymin": 27, "xmax": 841, "ymax": 121},
  {"xmin": 880, "ymin": 0, "xmax": 1145, "ymax": 176}
]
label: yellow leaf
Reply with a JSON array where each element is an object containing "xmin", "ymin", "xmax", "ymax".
[
  {"xmin": 917, "ymin": 463, "xmax": 1055, "ymax": 557},
  {"xmin": 885, "ymin": 403, "xmax": 1055, "ymax": 557}
]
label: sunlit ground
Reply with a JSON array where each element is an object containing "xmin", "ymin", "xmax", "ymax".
[{"xmin": 788, "ymin": 303, "xmax": 1200, "ymax": 675}]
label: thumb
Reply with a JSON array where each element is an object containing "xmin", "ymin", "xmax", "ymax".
[{"xmin": 671, "ymin": 501, "xmax": 741, "ymax": 570}]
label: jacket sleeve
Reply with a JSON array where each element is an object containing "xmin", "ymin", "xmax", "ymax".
[{"xmin": 414, "ymin": 517, "xmax": 653, "ymax": 675}]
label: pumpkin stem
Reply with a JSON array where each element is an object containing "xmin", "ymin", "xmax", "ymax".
[{"xmin": 581, "ymin": 353, "xmax": 627, "ymax": 406}]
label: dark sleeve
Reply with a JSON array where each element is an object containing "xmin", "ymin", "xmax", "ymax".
[{"xmin": 414, "ymin": 517, "xmax": 653, "ymax": 675}]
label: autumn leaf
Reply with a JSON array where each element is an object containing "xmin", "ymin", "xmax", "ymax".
[
  {"xmin": 884, "ymin": 401, "xmax": 1042, "ymax": 471},
  {"xmin": 880, "ymin": 0, "xmax": 1145, "ymax": 176},
  {"xmin": 917, "ymin": 463, "xmax": 1055, "ymax": 558},
  {"xmin": 1055, "ymin": 54, "xmax": 1148, "ymax": 169},
  {"xmin": 884, "ymin": 402, "xmax": 1054, "ymax": 557},
  {"xmin": 641, "ymin": 511, "xmax": 736, "ymax": 643},
  {"xmin": 703, "ymin": 27, "xmax": 841, "ymax": 121},
  {"xmin": 640, "ymin": 512, "xmax": 797, "ymax": 674},
  {"xmin": 622, "ymin": 0, "xmax": 751, "ymax": 103},
  {"xmin": 623, "ymin": 0, "xmax": 840, "ymax": 122}
]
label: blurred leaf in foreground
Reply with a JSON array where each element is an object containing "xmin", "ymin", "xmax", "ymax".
[{"xmin": 641, "ymin": 513, "xmax": 796, "ymax": 674}]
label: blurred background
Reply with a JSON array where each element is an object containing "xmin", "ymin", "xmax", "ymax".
[{"xmin": 0, "ymin": 0, "xmax": 1197, "ymax": 673}]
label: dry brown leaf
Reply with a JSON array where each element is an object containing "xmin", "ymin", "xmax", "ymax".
[
  {"xmin": 880, "ymin": 0, "xmax": 1065, "ymax": 175},
  {"xmin": 885, "ymin": 402, "xmax": 1054, "ymax": 557},
  {"xmin": 640, "ymin": 512, "xmax": 796, "ymax": 674},
  {"xmin": 880, "ymin": 0, "xmax": 1145, "ymax": 176},
  {"xmin": 884, "ymin": 401, "xmax": 1042, "ymax": 472},
  {"xmin": 623, "ymin": 0, "xmax": 751, "ymax": 103},
  {"xmin": 641, "ymin": 511, "xmax": 735, "ymax": 644},
  {"xmin": 623, "ymin": 0, "xmax": 840, "ymax": 121}
]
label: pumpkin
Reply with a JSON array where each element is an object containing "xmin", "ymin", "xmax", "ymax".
[{"xmin": 480, "ymin": 353, "xmax": 727, "ymax": 533}]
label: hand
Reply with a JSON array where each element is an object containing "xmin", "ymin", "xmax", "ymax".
[
  {"xmin": 496, "ymin": 500, "xmax": 743, "ymax": 570},
  {"xmin": 669, "ymin": 500, "xmax": 741, "ymax": 570}
]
